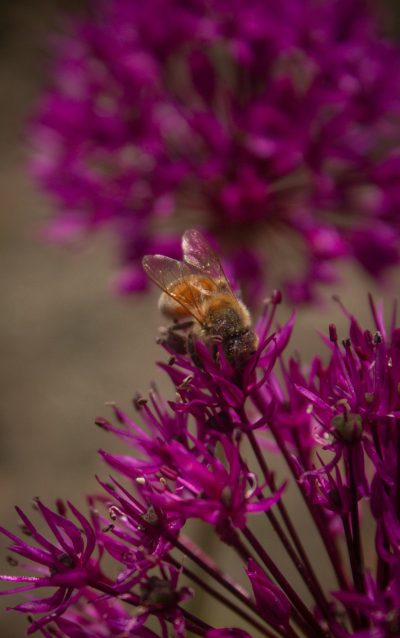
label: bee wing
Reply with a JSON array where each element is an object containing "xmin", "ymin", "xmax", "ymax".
[
  {"xmin": 142, "ymin": 254, "xmax": 212, "ymax": 324},
  {"xmin": 182, "ymin": 228, "xmax": 234, "ymax": 293}
]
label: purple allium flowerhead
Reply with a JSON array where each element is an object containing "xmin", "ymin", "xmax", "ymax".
[
  {"xmin": 0, "ymin": 500, "xmax": 99, "ymax": 634},
  {"xmin": 3, "ymin": 294, "xmax": 400, "ymax": 637},
  {"xmin": 30, "ymin": 0, "xmax": 400, "ymax": 303}
]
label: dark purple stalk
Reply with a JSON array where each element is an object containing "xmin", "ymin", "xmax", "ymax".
[
  {"xmin": 346, "ymin": 449, "xmax": 365, "ymax": 595},
  {"xmin": 341, "ymin": 515, "xmax": 363, "ymax": 631},
  {"xmin": 214, "ymin": 528, "xmax": 294, "ymax": 638},
  {"xmin": 345, "ymin": 449, "xmax": 369, "ymax": 630},
  {"xmin": 169, "ymin": 556, "xmax": 277, "ymax": 638},
  {"xmin": 166, "ymin": 532, "xmax": 270, "ymax": 625},
  {"xmin": 376, "ymin": 530, "xmax": 390, "ymax": 592},
  {"xmin": 372, "ymin": 425, "xmax": 382, "ymax": 459},
  {"xmin": 397, "ymin": 420, "xmax": 400, "ymax": 520},
  {"xmin": 252, "ymin": 390, "xmax": 349, "ymax": 591},
  {"xmin": 180, "ymin": 609, "xmax": 213, "ymax": 635},
  {"xmin": 214, "ymin": 520, "xmax": 307, "ymax": 638},
  {"xmin": 246, "ymin": 428, "xmax": 333, "ymax": 621},
  {"xmin": 242, "ymin": 526, "xmax": 326, "ymax": 638},
  {"xmin": 371, "ymin": 423, "xmax": 390, "ymax": 592},
  {"xmin": 292, "ymin": 427, "xmax": 310, "ymax": 471}
]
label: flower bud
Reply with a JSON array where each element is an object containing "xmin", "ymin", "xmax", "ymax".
[{"xmin": 332, "ymin": 412, "xmax": 362, "ymax": 442}]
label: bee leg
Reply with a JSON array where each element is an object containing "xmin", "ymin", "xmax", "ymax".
[
  {"xmin": 156, "ymin": 326, "xmax": 187, "ymax": 355},
  {"xmin": 170, "ymin": 319, "xmax": 194, "ymax": 332},
  {"xmin": 208, "ymin": 334, "xmax": 223, "ymax": 362}
]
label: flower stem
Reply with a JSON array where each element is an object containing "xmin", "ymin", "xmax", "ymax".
[
  {"xmin": 371, "ymin": 422, "xmax": 390, "ymax": 592},
  {"xmin": 182, "ymin": 608, "xmax": 213, "ymax": 635},
  {"xmin": 376, "ymin": 528, "xmax": 390, "ymax": 592},
  {"xmin": 242, "ymin": 526, "xmax": 326, "ymax": 638},
  {"xmin": 397, "ymin": 419, "xmax": 400, "ymax": 520},
  {"xmin": 341, "ymin": 515, "xmax": 363, "ymax": 631},
  {"xmin": 168, "ymin": 556, "xmax": 275, "ymax": 638},
  {"xmin": 345, "ymin": 448, "xmax": 369, "ymax": 630},
  {"xmin": 246, "ymin": 428, "xmax": 333, "ymax": 622},
  {"xmin": 222, "ymin": 530, "xmax": 304, "ymax": 638},
  {"xmin": 346, "ymin": 449, "xmax": 365, "ymax": 595},
  {"xmin": 167, "ymin": 532, "xmax": 271, "ymax": 626},
  {"xmin": 252, "ymin": 390, "xmax": 349, "ymax": 591}
]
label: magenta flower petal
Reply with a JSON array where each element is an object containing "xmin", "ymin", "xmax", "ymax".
[{"xmin": 246, "ymin": 559, "xmax": 291, "ymax": 629}]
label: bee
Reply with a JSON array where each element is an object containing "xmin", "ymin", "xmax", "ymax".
[{"xmin": 142, "ymin": 229, "xmax": 258, "ymax": 367}]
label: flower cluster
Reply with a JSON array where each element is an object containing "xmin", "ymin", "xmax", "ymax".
[
  {"xmin": 2, "ymin": 294, "xmax": 400, "ymax": 637},
  {"xmin": 31, "ymin": 0, "xmax": 400, "ymax": 302}
]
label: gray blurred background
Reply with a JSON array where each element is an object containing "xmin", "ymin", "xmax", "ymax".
[{"xmin": 0, "ymin": 2, "xmax": 399, "ymax": 636}]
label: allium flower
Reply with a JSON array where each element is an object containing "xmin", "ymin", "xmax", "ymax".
[
  {"xmin": 3, "ymin": 294, "xmax": 400, "ymax": 637},
  {"xmin": 0, "ymin": 500, "xmax": 98, "ymax": 634},
  {"xmin": 31, "ymin": 0, "xmax": 400, "ymax": 302}
]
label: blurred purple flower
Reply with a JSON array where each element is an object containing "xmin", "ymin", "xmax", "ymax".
[{"xmin": 30, "ymin": 0, "xmax": 400, "ymax": 302}]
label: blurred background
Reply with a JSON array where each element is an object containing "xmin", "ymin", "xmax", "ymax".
[{"xmin": 1, "ymin": 2, "xmax": 399, "ymax": 635}]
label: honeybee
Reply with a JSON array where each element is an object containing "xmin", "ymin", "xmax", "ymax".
[{"xmin": 142, "ymin": 229, "xmax": 258, "ymax": 366}]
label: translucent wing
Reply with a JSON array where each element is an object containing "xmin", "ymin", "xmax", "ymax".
[
  {"xmin": 182, "ymin": 228, "xmax": 233, "ymax": 291},
  {"xmin": 142, "ymin": 254, "xmax": 217, "ymax": 324}
]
